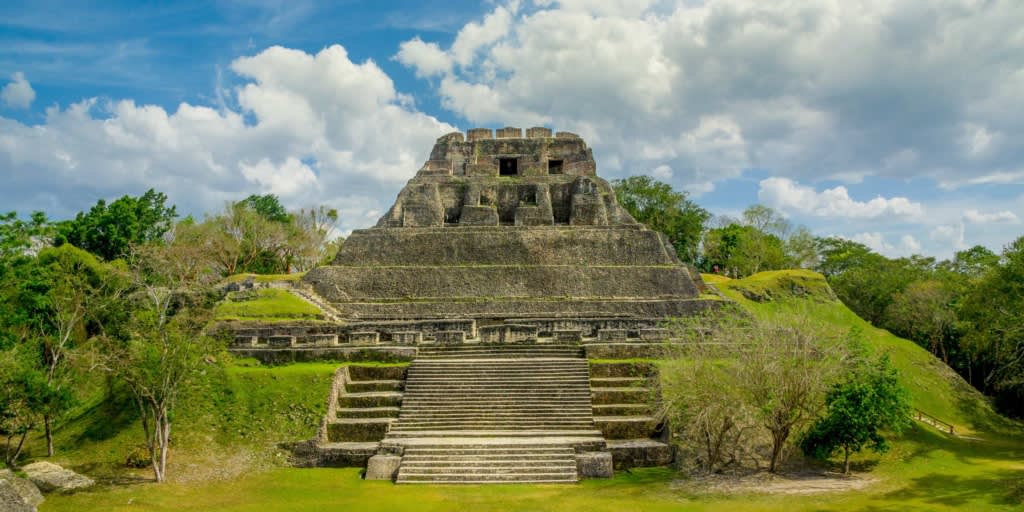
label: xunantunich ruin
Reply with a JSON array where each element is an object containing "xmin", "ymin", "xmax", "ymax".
[{"xmin": 225, "ymin": 127, "xmax": 723, "ymax": 483}]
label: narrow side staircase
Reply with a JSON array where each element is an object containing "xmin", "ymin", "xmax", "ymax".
[{"xmin": 386, "ymin": 344, "xmax": 605, "ymax": 484}]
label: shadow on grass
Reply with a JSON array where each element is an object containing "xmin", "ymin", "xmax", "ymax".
[{"xmin": 880, "ymin": 470, "xmax": 1024, "ymax": 508}]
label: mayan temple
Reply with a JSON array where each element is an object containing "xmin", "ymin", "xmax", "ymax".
[{"xmin": 230, "ymin": 127, "xmax": 720, "ymax": 483}]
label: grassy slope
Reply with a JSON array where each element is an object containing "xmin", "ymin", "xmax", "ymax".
[
  {"xmin": 38, "ymin": 270, "xmax": 1024, "ymax": 511},
  {"xmin": 214, "ymin": 288, "xmax": 324, "ymax": 322}
]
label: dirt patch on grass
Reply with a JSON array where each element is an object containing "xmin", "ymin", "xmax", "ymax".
[{"xmin": 674, "ymin": 470, "xmax": 879, "ymax": 496}]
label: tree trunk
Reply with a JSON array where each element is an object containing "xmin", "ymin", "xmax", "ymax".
[
  {"xmin": 769, "ymin": 430, "xmax": 786, "ymax": 473},
  {"xmin": 45, "ymin": 414, "xmax": 54, "ymax": 457},
  {"xmin": 843, "ymin": 445, "xmax": 851, "ymax": 475}
]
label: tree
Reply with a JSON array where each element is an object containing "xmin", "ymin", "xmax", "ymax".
[
  {"xmin": 784, "ymin": 227, "xmax": 819, "ymax": 269},
  {"xmin": 958, "ymin": 236, "xmax": 1024, "ymax": 417},
  {"xmin": 663, "ymin": 311, "xmax": 846, "ymax": 473},
  {"xmin": 94, "ymin": 241, "xmax": 220, "ymax": 482},
  {"xmin": 612, "ymin": 176, "xmax": 710, "ymax": 263},
  {"xmin": 702, "ymin": 223, "xmax": 787, "ymax": 276},
  {"xmin": 238, "ymin": 194, "xmax": 290, "ymax": 224},
  {"xmin": 799, "ymin": 354, "xmax": 911, "ymax": 474},
  {"xmin": 885, "ymin": 279, "xmax": 958, "ymax": 363},
  {"xmin": 58, "ymin": 189, "xmax": 177, "ymax": 261},
  {"xmin": 0, "ymin": 346, "xmax": 71, "ymax": 467}
]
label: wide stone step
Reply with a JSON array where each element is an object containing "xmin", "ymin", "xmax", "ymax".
[
  {"xmin": 403, "ymin": 446, "xmax": 574, "ymax": 455},
  {"xmin": 398, "ymin": 413, "xmax": 592, "ymax": 419},
  {"xmin": 392, "ymin": 423, "xmax": 594, "ymax": 430},
  {"xmin": 402, "ymin": 454, "xmax": 571, "ymax": 463},
  {"xmin": 398, "ymin": 465, "xmax": 576, "ymax": 475},
  {"xmin": 337, "ymin": 406, "xmax": 401, "ymax": 419},
  {"xmin": 396, "ymin": 474, "xmax": 577, "ymax": 484},
  {"xmin": 386, "ymin": 429, "xmax": 603, "ymax": 438}
]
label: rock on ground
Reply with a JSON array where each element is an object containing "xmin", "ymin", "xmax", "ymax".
[
  {"xmin": 21, "ymin": 461, "xmax": 95, "ymax": 493},
  {"xmin": 0, "ymin": 469, "xmax": 44, "ymax": 512}
]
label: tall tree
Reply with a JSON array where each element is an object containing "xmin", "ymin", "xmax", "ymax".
[
  {"xmin": 94, "ymin": 240, "xmax": 220, "ymax": 482},
  {"xmin": 612, "ymin": 176, "xmax": 710, "ymax": 263},
  {"xmin": 58, "ymin": 189, "xmax": 177, "ymax": 261}
]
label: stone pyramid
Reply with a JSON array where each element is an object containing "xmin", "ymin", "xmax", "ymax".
[{"xmin": 302, "ymin": 126, "xmax": 707, "ymax": 330}]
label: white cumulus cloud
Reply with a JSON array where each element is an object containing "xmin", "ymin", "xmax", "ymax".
[
  {"xmin": 758, "ymin": 177, "xmax": 924, "ymax": 220},
  {"xmin": 963, "ymin": 209, "xmax": 1019, "ymax": 224},
  {"xmin": 0, "ymin": 45, "xmax": 455, "ymax": 233},
  {"xmin": 1, "ymin": 72, "xmax": 35, "ymax": 109}
]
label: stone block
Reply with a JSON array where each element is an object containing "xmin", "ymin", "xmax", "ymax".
[
  {"xmin": 460, "ymin": 205, "xmax": 499, "ymax": 226},
  {"xmin": 349, "ymin": 331, "xmax": 380, "ymax": 345},
  {"xmin": 434, "ymin": 331, "xmax": 465, "ymax": 344},
  {"xmin": 467, "ymin": 128, "xmax": 493, "ymax": 141},
  {"xmin": 639, "ymin": 328, "xmax": 670, "ymax": 341},
  {"xmin": 526, "ymin": 127, "xmax": 553, "ymax": 138},
  {"xmin": 607, "ymin": 440, "xmax": 673, "ymax": 469},
  {"xmin": 554, "ymin": 330, "xmax": 583, "ymax": 343},
  {"xmin": 389, "ymin": 331, "xmax": 422, "ymax": 345},
  {"xmin": 496, "ymin": 126, "xmax": 523, "ymax": 138},
  {"xmin": 402, "ymin": 205, "xmax": 442, "ymax": 227},
  {"xmin": 266, "ymin": 335, "xmax": 295, "ymax": 348},
  {"xmin": 326, "ymin": 419, "xmax": 391, "ymax": 442},
  {"xmin": 233, "ymin": 335, "xmax": 256, "ymax": 347},
  {"xmin": 597, "ymin": 329, "xmax": 627, "ymax": 342},
  {"xmin": 296, "ymin": 334, "xmax": 338, "ymax": 347},
  {"xmin": 364, "ymin": 454, "xmax": 402, "ymax": 481},
  {"xmin": 465, "ymin": 163, "xmax": 498, "ymax": 177},
  {"xmin": 514, "ymin": 206, "xmax": 553, "ymax": 226},
  {"xmin": 576, "ymin": 452, "xmax": 613, "ymax": 478},
  {"xmin": 437, "ymin": 132, "xmax": 465, "ymax": 143},
  {"xmin": 555, "ymin": 131, "xmax": 581, "ymax": 139},
  {"xmin": 348, "ymin": 365, "xmax": 407, "ymax": 381}
]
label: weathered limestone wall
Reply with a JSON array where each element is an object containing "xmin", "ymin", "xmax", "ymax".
[
  {"xmin": 306, "ymin": 266, "xmax": 698, "ymax": 301},
  {"xmin": 326, "ymin": 227, "xmax": 679, "ymax": 266}
]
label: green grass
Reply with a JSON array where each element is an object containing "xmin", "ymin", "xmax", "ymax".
[{"xmin": 214, "ymin": 289, "xmax": 323, "ymax": 322}]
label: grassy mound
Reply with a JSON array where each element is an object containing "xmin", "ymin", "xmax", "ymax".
[
  {"xmin": 214, "ymin": 289, "xmax": 324, "ymax": 322},
  {"xmin": 704, "ymin": 270, "xmax": 1010, "ymax": 435}
]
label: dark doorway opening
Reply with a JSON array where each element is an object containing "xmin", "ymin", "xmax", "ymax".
[
  {"xmin": 548, "ymin": 159, "xmax": 563, "ymax": 174},
  {"xmin": 499, "ymin": 158, "xmax": 518, "ymax": 176}
]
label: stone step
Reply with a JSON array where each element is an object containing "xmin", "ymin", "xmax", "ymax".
[
  {"xmin": 589, "ymin": 377, "xmax": 648, "ymax": 388},
  {"xmin": 402, "ymin": 454, "xmax": 571, "ymax": 462},
  {"xmin": 403, "ymin": 446, "xmax": 574, "ymax": 455},
  {"xmin": 396, "ymin": 473, "xmax": 577, "ymax": 484},
  {"xmin": 338, "ymin": 391, "xmax": 403, "ymax": 408},
  {"xmin": 592, "ymin": 404, "xmax": 653, "ymax": 415},
  {"xmin": 392, "ymin": 423, "xmax": 594, "ymax": 430},
  {"xmin": 398, "ymin": 413, "xmax": 593, "ymax": 419},
  {"xmin": 397, "ymin": 465, "xmax": 576, "ymax": 475},
  {"xmin": 594, "ymin": 416, "xmax": 660, "ymax": 439},
  {"xmin": 337, "ymin": 406, "xmax": 401, "ymax": 419},
  {"xmin": 325, "ymin": 418, "xmax": 393, "ymax": 442},
  {"xmin": 591, "ymin": 387, "xmax": 650, "ymax": 405},
  {"xmin": 386, "ymin": 429, "xmax": 603, "ymax": 438},
  {"xmin": 345, "ymin": 380, "xmax": 404, "ymax": 392}
]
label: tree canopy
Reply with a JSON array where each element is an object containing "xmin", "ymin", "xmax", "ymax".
[{"xmin": 612, "ymin": 176, "xmax": 710, "ymax": 263}]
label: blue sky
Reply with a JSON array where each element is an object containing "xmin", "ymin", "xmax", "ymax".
[{"xmin": 2, "ymin": 0, "xmax": 1022, "ymax": 260}]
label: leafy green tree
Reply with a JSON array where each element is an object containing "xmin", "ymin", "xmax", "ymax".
[
  {"xmin": 799, "ymin": 354, "xmax": 911, "ymax": 474},
  {"xmin": 238, "ymin": 194, "xmax": 290, "ymax": 224},
  {"xmin": 885, "ymin": 279, "xmax": 959, "ymax": 363},
  {"xmin": 58, "ymin": 189, "xmax": 177, "ymax": 260},
  {"xmin": 702, "ymin": 223, "xmax": 787, "ymax": 276},
  {"xmin": 0, "ymin": 347, "xmax": 72, "ymax": 467},
  {"xmin": 612, "ymin": 176, "xmax": 710, "ymax": 263}
]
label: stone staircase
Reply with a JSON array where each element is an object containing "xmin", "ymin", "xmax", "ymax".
[
  {"xmin": 288, "ymin": 285, "xmax": 345, "ymax": 323},
  {"xmin": 384, "ymin": 345, "xmax": 606, "ymax": 483}
]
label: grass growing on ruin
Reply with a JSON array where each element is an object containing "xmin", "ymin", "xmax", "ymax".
[
  {"xmin": 220, "ymin": 272, "xmax": 306, "ymax": 284},
  {"xmin": 214, "ymin": 289, "xmax": 324, "ymax": 322}
]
